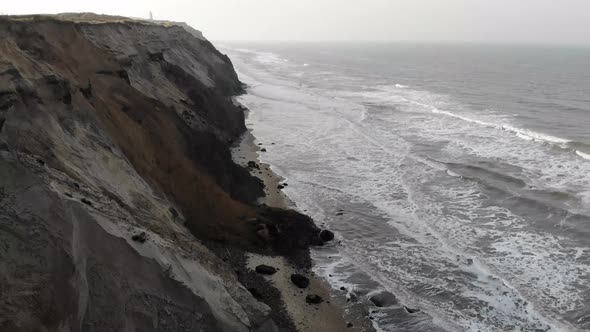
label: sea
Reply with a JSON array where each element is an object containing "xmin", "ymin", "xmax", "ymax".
[{"xmin": 220, "ymin": 42, "xmax": 590, "ymax": 332}]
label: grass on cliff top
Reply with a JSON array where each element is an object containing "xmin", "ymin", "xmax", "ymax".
[{"xmin": 1, "ymin": 12, "xmax": 178, "ymax": 27}]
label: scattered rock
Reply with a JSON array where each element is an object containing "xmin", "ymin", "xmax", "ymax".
[
  {"xmin": 64, "ymin": 192, "xmax": 73, "ymax": 198},
  {"xmin": 404, "ymin": 305, "xmax": 421, "ymax": 314},
  {"xmin": 255, "ymin": 264, "xmax": 277, "ymax": 275},
  {"xmin": 347, "ymin": 322, "xmax": 354, "ymax": 328},
  {"xmin": 369, "ymin": 291, "xmax": 399, "ymax": 307},
  {"xmin": 247, "ymin": 161, "xmax": 260, "ymax": 170},
  {"xmin": 467, "ymin": 258, "xmax": 474, "ymax": 265},
  {"xmin": 336, "ymin": 212, "xmax": 343, "ymax": 216},
  {"xmin": 131, "ymin": 232, "xmax": 148, "ymax": 243},
  {"xmin": 291, "ymin": 274, "xmax": 310, "ymax": 288},
  {"xmin": 277, "ymin": 184, "xmax": 285, "ymax": 190},
  {"xmin": 36, "ymin": 159, "xmax": 45, "ymax": 166},
  {"xmin": 260, "ymin": 148, "xmax": 267, "ymax": 152},
  {"xmin": 319, "ymin": 230, "xmax": 335, "ymax": 242},
  {"xmin": 305, "ymin": 294, "xmax": 323, "ymax": 304},
  {"xmin": 340, "ymin": 286, "xmax": 346, "ymax": 291},
  {"xmin": 80, "ymin": 198, "xmax": 92, "ymax": 206}
]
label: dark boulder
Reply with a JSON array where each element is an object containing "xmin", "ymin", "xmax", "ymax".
[
  {"xmin": 369, "ymin": 291, "xmax": 398, "ymax": 307},
  {"xmin": 131, "ymin": 232, "xmax": 148, "ymax": 243},
  {"xmin": 255, "ymin": 264, "xmax": 277, "ymax": 275},
  {"xmin": 116, "ymin": 70, "xmax": 131, "ymax": 84},
  {"xmin": 260, "ymin": 148, "xmax": 267, "ymax": 152},
  {"xmin": 319, "ymin": 230, "xmax": 335, "ymax": 242},
  {"xmin": 81, "ymin": 198, "xmax": 93, "ymax": 206},
  {"xmin": 305, "ymin": 294, "xmax": 323, "ymax": 304},
  {"xmin": 247, "ymin": 161, "xmax": 260, "ymax": 170},
  {"xmin": 290, "ymin": 274, "xmax": 310, "ymax": 288}
]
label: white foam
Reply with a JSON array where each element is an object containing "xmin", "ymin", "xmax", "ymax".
[
  {"xmin": 576, "ymin": 150, "xmax": 590, "ymax": 160},
  {"xmin": 395, "ymin": 83, "xmax": 408, "ymax": 88},
  {"xmin": 502, "ymin": 124, "xmax": 571, "ymax": 144},
  {"xmin": 446, "ymin": 169, "xmax": 461, "ymax": 177},
  {"xmin": 429, "ymin": 108, "xmax": 571, "ymax": 146},
  {"xmin": 431, "ymin": 108, "xmax": 495, "ymax": 128}
]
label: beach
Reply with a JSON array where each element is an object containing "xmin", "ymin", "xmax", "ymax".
[{"xmin": 231, "ymin": 120, "xmax": 374, "ymax": 332}]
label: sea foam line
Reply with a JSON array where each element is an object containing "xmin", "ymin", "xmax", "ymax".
[{"xmin": 430, "ymin": 108, "xmax": 571, "ymax": 145}]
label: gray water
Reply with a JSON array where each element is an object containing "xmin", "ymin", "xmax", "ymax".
[{"xmin": 221, "ymin": 42, "xmax": 590, "ymax": 331}]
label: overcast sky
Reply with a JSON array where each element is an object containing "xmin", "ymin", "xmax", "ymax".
[{"xmin": 3, "ymin": 0, "xmax": 590, "ymax": 44}]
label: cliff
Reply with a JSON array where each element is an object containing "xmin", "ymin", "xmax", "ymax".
[{"xmin": 0, "ymin": 14, "xmax": 323, "ymax": 331}]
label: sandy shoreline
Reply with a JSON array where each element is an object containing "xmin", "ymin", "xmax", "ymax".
[{"xmin": 232, "ymin": 117, "xmax": 372, "ymax": 332}]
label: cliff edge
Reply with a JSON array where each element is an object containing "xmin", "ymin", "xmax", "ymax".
[{"xmin": 0, "ymin": 14, "xmax": 327, "ymax": 331}]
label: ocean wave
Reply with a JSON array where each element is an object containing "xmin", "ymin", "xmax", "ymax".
[
  {"xmin": 576, "ymin": 150, "xmax": 590, "ymax": 160},
  {"xmin": 430, "ymin": 108, "xmax": 572, "ymax": 146}
]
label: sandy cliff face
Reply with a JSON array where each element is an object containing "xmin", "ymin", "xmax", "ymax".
[{"xmin": 0, "ymin": 15, "xmax": 280, "ymax": 331}]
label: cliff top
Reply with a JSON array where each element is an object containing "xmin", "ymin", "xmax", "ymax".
[{"xmin": 1, "ymin": 12, "xmax": 205, "ymax": 39}]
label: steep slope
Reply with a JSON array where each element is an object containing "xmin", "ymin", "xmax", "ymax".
[{"xmin": 0, "ymin": 15, "xmax": 320, "ymax": 331}]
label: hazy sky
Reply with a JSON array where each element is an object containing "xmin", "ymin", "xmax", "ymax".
[{"xmin": 3, "ymin": 0, "xmax": 590, "ymax": 44}]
